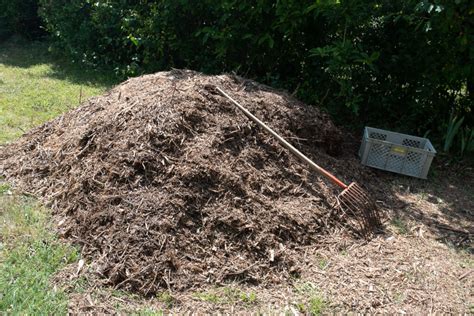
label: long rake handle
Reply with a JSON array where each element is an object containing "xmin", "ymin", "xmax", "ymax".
[{"xmin": 216, "ymin": 87, "xmax": 348, "ymax": 190}]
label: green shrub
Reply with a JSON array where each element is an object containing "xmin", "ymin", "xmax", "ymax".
[
  {"xmin": 37, "ymin": 0, "xmax": 472, "ymax": 145},
  {"xmin": 0, "ymin": 0, "xmax": 44, "ymax": 39}
]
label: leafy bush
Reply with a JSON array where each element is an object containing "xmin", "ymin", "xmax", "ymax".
[
  {"xmin": 34, "ymin": 0, "xmax": 473, "ymax": 146},
  {"xmin": 0, "ymin": 0, "xmax": 44, "ymax": 39}
]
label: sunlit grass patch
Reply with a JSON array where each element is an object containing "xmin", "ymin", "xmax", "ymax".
[
  {"xmin": 0, "ymin": 37, "xmax": 115, "ymax": 144},
  {"xmin": 0, "ymin": 37, "xmax": 116, "ymax": 313},
  {"xmin": 0, "ymin": 193, "xmax": 79, "ymax": 314},
  {"xmin": 294, "ymin": 282, "xmax": 327, "ymax": 315}
]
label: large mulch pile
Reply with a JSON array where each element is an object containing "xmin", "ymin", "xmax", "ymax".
[{"xmin": 0, "ymin": 70, "xmax": 376, "ymax": 294}]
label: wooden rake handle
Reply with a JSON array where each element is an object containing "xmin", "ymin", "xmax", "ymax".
[{"xmin": 216, "ymin": 86, "xmax": 348, "ymax": 190}]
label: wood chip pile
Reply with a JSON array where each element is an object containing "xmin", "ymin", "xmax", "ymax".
[{"xmin": 0, "ymin": 70, "xmax": 362, "ymax": 294}]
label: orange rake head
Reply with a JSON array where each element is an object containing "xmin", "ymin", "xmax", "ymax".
[{"xmin": 337, "ymin": 182, "xmax": 382, "ymax": 237}]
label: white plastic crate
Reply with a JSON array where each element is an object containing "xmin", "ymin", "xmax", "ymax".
[{"xmin": 359, "ymin": 127, "xmax": 436, "ymax": 179}]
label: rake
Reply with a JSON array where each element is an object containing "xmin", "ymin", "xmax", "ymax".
[{"xmin": 216, "ymin": 86, "xmax": 381, "ymax": 236}]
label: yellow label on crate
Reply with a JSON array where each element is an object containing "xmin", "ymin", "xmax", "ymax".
[{"xmin": 391, "ymin": 146, "xmax": 407, "ymax": 155}]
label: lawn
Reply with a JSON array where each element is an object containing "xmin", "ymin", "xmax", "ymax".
[
  {"xmin": 0, "ymin": 37, "xmax": 115, "ymax": 314},
  {"xmin": 0, "ymin": 37, "xmax": 114, "ymax": 144},
  {"xmin": 0, "ymin": 193, "xmax": 79, "ymax": 314}
]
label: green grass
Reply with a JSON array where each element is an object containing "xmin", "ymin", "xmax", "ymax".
[
  {"xmin": 0, "ymin": 182, "xmax": 11, "ymax": 194},
  {"xmin": 193, "ymin": 291, "xmax": 221, "ymax": 303},
  {"xmin": 294, "ymin": 282, "xmax": 327, "ymax": 315},
  {"xmin": 0, "ymin": 37, "xmax": 116, "ymax": 144},
  {"xmin": 0, "ymin": 193, "xmax": 79, "ymax": 314},
  {"xmin": 156, "ymin": 291, "xmax": 175, "ymax": 308},
  {"xmin": 0, "ymin": 37, "xmax": 116, "ymax": 313},
  {"xmin": 317, "ymin": 257, "xmax": 329, "ymax": 270}
]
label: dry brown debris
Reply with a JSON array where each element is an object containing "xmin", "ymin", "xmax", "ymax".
[
  {"xmin": 0, "ymin": 70, "xmax": 364, "ymax": 294},
  {"xmin": 3, "ymin": 70, "xmax": 472, "ymax": 313}
]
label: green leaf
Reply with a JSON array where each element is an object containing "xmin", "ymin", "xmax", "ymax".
[
  {"xmin": 128, "ymin": 34, "xmax": 139, "ymax": 47},
  {"xmin": 257, "ymin": 33, "xmax": 274, "ymax": 48},
  {"xmin": 309, "ymin": 46, "xmax": 332, "ymax": 57},
  {"xmin": 444, "ymin": 115, "xmax": 465, "ymax": 152}
]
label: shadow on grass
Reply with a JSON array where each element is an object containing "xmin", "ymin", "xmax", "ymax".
[{"xmin": 0, "ymin": 36, "xmax": 119, "ymax": 88}]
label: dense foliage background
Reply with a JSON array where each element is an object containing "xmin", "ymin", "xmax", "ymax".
[
  {"xmin": 2, "ymin": 0, "xmax": 473, "ymax": 154},
  {"xmin": 0, "ymin": 0, "xmax": 44, "ymax": 39}
]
